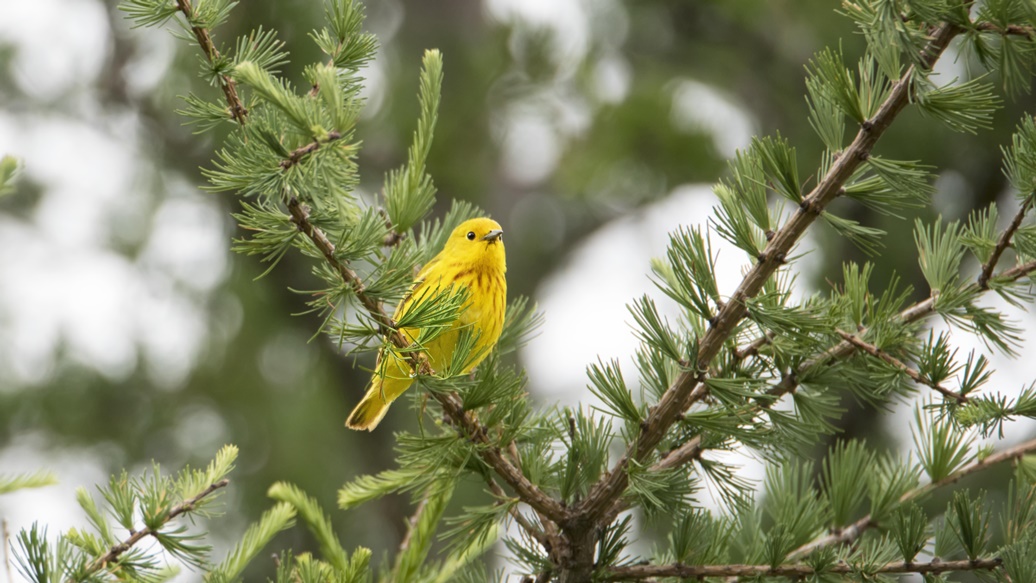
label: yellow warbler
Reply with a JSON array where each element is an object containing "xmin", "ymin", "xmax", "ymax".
[{"xmin": 346, "ymin": 217, "xmax": 507, "ymax": 431}]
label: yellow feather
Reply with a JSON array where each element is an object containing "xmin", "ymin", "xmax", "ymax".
[{"xmin": 346, "ymin": 217, "xmax": 507, "ymax": 431}]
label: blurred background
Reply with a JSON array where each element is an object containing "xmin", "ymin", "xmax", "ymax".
[{"xmin": 2, "ymin": 0, "xmax": 1035, "ymax": 580}]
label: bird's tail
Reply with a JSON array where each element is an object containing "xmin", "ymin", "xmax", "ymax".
[
  {"xmin": 346, "ymin": 361, "xmax": 414, "ymax": 431},
  {"xmin": 345, "ymin": 386, "xmax": 391, "ymax": 431}
]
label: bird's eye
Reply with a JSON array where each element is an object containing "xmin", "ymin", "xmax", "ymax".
[{"xmin": 466, "ymin": 231, "xmax": 476, "ymax": 241}]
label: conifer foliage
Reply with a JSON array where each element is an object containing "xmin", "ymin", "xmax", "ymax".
[{"xmin": 10, "ymin": 0, "xmax": 1036, "ymax": 581}]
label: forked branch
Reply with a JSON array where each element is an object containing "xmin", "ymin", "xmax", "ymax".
[
  {"xmin": 572, "ymin": 20, "xmax": 963, "ymax": 533},
  {"xmin": 75, "ymin": 479, "xmax": 229, "ymax": 581},
  {"xmin": 789, "ymin": 435, "xmax": 1036, "ymax": 559}
]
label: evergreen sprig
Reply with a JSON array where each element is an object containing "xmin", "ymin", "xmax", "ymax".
[
  {"xmin": 14, "ymin": 446, "xmax": 237, "ymax": 582},
  {"xmin": 0, "ymin": 470, "xmax": 57, "ymax": 495}
]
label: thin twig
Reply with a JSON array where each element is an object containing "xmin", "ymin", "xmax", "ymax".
[
  {"xmin": 979, "ymin": 196, "xmax": 1033, "ymax": 289},
  {"xmin": 483, "ymin": 475, "xmax": 552, "ymax": 553},
  {"xmin": 789, "ymin": 435, "xmax": 1036, "ymax": 559},
  {"xmin": 286, "ymin": 197, "xmax": 402, "ymax": 342},
  {"xmin": 3, "ymin": 518, "xmax": 12, "ymax": 583},
  {"xmin": 603, "ymin": 557, "xmax": 1001, "ymax": 580},
  {"xmin": 174, "ymin": 0, "xmax": 247, "ymax": 123},
  {"xmin": 76, "ymin": 480, "xmax": 230, "ymax": 580},
  {"xmin": 507, "ymin": 440, "xmax": 561, "ymax": 552},
  {"xmin": 571, "ymin": 21, "xmax": 962, "ymax": 539},
  {"xmin": 279, "ymin": 132, "xmax": 344, "ymax": 170},
  {"xmin": 769, "ymin": 257, "xmax": 1036, "ymax": 399},
  {"xmin": 835, "ymin": 328, "xmax": 969, "ymax": 403},
  {"xmin": 378, "ymin": 208, "xmax": 405, "ymax": 247},
  {"xmin": 976, "ymin": 21, "xmax": 1036, "ymax": 40},
  {"xmin": 391, "ymin": 493, "xmax": 430, "ymax": 578},
  {"xmin": 733, "ymin": 331, "xmax": 775, "ymax": 361}
]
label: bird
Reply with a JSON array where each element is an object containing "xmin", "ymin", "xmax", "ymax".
[{"xmin": 346, "ymin": 217, "xmax": 507, "ymax": 431}]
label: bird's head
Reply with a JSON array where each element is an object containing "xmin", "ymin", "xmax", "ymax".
[{"xmin": 443, "ymin": 217, "xmax": 506, "ymax": 272}]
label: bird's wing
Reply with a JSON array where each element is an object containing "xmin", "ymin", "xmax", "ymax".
[{"xmin": 393, "ymin": 255, "xmax": 442, "ymax": 320}]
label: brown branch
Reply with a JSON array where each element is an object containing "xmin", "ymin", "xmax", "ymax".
[
  {"xmin": 601, "ymin": 180, "xmax": 1036, "ymax": 531},
  {"xmin": 378, "ymin": 208, "xmax": 405, "ymax": 247},
  {"xmin": 169, "ymin": 0, "xmax": 568, "ymax": 540},
  {"xmin": 593, "ymin": 241, "xmax": 1036, "ymax": 532},
  {"xmin": 482, "ymin": 474, "xmax": 553, "ymax": 554},
  {"xmin": 279, "ymin": 131, "xmax": 344, "ymax": 170},
  {"xmin": 643, "ymin": 257, "xmax": 1036, "ymax": 502},
  {"xmin": 770, "ymin": 257, "xmax": 1036, "ymax": 400},
  {"xmin": 733, "ymin": 331, "xmax": 775, "ymax": 361},
  {"xmin": 603, "ymin": 557, "xmax": 1001, "ymax": 580},
  {"xmin": 789, "ymin": 436, "xmax": 1036, "ymax": 559},
  {"xmin": 976, "ymin": 21, "xmax": 1036, "ymax": 40},
  {"xmin": 570, "ymin": 21, "xmax": 963, "ymax": 541},
  {"xmin": 835, "ymin": 328, "xmax": 969, "ymax": 404},
  {"xmin": 506, "ymin": 441, "xmax": 561, "ymax": 554},
  {"xmin": 174, "ymin": 0, "xmax": 247, "ymax": 124},
  {"xmin": 979, "ymin": 196, "xmax": 1033, "ymax": 290},
  {"xmin": 286, "ymin": 197, "xmax": 403, "ymax": 343},
  {"xmin": 76, "ymin": 479, "xmax": 230, "ymax": 580}
]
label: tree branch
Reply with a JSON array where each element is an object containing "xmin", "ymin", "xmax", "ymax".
[
  {"xmin": 835, "ymin": 328, "xmax": 969, "ymax": 403},
  {"xmin": 482, "ymin": 474, "xmax": 553, "ymax": 554},
  {"xmin": 174, "ymin": 0, "xmax": 247, "ymax": 123},
  {"xmin": 976, "ymin": 21, "xmax": 1036, "ymax": 40},
  {"xmin": 732, "ymin": 331, "xmax": 775, "ymax": 361},
  {"xmin": 603, "ymin": 557, "xmax": 1001, "ymax": 580},
  {"xmin": 76, "ymin": 479, "xmax": 230, "ymax": 580},
  {"xmin": 571, "ymin": 20, "xmax": 962, "ymax": 535},
  {"xmin": 789, "ymin": 435, "xmax": 1036, "ymax": 559},
  {"xmin": 639, "ymin": 257, "xmax": 1036, "ymax": 500},
  {"xmin": 279, "ymin": 131, "xmax": 344, "ymax": 170},
  {"xmin": 979, "ymin": 195, "xmax": 1033, "ymax": 290},
  {"xmin": 598, "ymin": 245, "xmax": 1036, "ymax": 531},
  {"xmin": 769, "ymin": 257, "xmax": 1036, "ymax": 400},
  {"xmin": 286, "ymin": 197, "xmax": 403, "ymax": 343},
  {"xmin": 394, "ymin": 494, "xmax": 431, "ymax": 563}
]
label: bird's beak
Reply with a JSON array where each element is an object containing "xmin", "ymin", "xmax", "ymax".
[{"xmin": 481, "ymin": 229, "xmax": 503, "ymax": 242}]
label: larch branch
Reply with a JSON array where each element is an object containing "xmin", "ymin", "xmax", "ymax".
[
  {"xmin": 594, "ymin": 207, "xmax": 1036, "ymax": 536},
  {"xmin": 174, "ymin": 0, "xmax": 247, "ymax": 123},
  {"xmin": 75, "ymin": 479, "xmax": 229, "ymax": 581},
  {"xmin": 975, "ymin": 21, "xmax": 1036, "ymax": 40},
  {"xmin": 835, "ymin": 328, "xmax": 969, "ymax": 404},
  {"xmin": 769, "ymin": 257, "xmax": 1036, "ymax": 400},
  {"xmin": 603, "ymin": 557, "xmax": 1002, "ymax": 580},
  {"xmin": 571, "ymin": 20, "xmax": 962, "ymax": 533},
  {"xmin": 789, "ymin": 435, "xmax": 1036, "ymax": 559},
  {"xmin": 482, "ymin": 474, "xmax": 553, "ymax": 554},
  {"xmin": 280, "ymin": 131, "xmax": 344, "ymax": 170},
  {"xmin": 979, "ymin": 195, "xmax": 1033, "ymax": 290}
]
